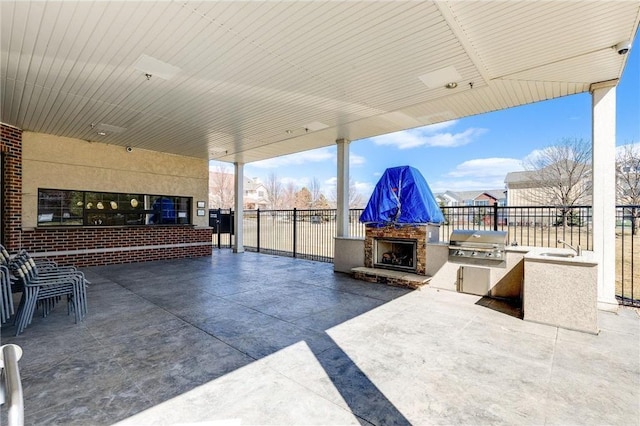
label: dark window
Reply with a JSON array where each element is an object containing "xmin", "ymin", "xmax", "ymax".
[{"xmin": 37, "ymin": 189, "xmax": 192, "ymax": 227}]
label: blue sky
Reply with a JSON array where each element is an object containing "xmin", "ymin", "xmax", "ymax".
[{"xmin": 212, "ymin": 33, "xmax": 640, "ymax": 200}]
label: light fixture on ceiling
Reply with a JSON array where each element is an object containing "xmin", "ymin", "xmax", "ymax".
[
  {"xmin": 91, "ymin": 122, "xmax": 127, "ymax": 138},
  {"xmin": 303, "ymin": 121, "xmax": 329, "ymax": 132},
  {"xmin": 614, "ymin": 40, "xmax": 631, "ymax": 55},
  {"xmin": 444, "ymin": 82, "xmax": 458, "ymax": 89},
  {"xmin": 419, "ymin": 66, "xmax": 462, "ymax": 89},
  {"xmin": 285, "ymin": 130, "xmax": 293, "ymax": 134},
  {"xmin": 133, "ymin": 54, "xmax": 180, "ymax": 80}
]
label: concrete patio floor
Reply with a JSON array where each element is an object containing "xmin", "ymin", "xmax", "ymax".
[{"xmin": 1, "ymin": 250, "xmax": 639, "ymax": 425}]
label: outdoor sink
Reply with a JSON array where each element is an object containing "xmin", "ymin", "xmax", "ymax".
[{"xmin": 538, "ymin": 252, "xmax": 575, "ymax": 258}]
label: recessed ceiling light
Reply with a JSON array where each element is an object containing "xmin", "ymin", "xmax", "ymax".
[
  {"xmin": 97, "ymin": 131, "xmax": 107, "ymax": 136},
  {"xmin": 419, "ymin": 66, "xmax": 462, "ymax": 89},
  {"xmin": 285, "ymin": 130, "xmax": 293, "ymax": 134},
  {"xmin": 95, "ymin": 123, "xmax": 127, "ymax": 134},
  {"xmin": 304, "ymin": 121, "xmax": 329, "ymax": 132},
  {"xmin": 133, "ymin": 54, "xmax": 181, "ymax": 80},
  {"xmin": 445, "ymin": 82, "xmax": 458, "ymax": 89}
]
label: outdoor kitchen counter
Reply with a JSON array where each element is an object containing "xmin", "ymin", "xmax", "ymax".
[
  {"xmin": 523, "ymin": 248, "xmax": 598, "ymax": 334},
  {"xmin": 524, "ymin": 248, "xmax": 598, "ymax": 265}
]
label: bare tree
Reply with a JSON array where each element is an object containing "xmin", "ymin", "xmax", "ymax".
[
  {"xmin": 309, "ymin": 177, "xmax": 323, "ymax": 208},
  {"xmin": 616, "ymin": 143, "xmax": 640, "ymax": 235},
  {"xmin": 282, "ymin": 181, "xmax": 297, "ymax": 209},
  {"xmin": 329, "ymin": 179, "xmax": 366, "ymax": 209},
  {"xmin": 523, "ymin": 137, "xmax": 592, "ymax": 226},
  {"xmin": 265, "ymin": 172, "xmax": 284, "ymax": 209},
  {"xmin": 209, "ymin": 164, "xmax": 234, "ymax": 208},
  {"xmin": 349, "ymin": 179, "xmax": 366, "ymax": 208}
]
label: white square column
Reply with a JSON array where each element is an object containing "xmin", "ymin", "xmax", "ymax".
[
  {"xmin": 336, "ymin": 138, "xmax": 351, "ymax": 237},
  {"xmin": 591, "ymin": 79, "xmax": 618, "ymax": 311},
  {"xmin": 233, "ymin": 162, "xmax": 244, "ymax": 253}
]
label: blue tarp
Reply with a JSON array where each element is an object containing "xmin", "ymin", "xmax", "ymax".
[{"xmin": 359, "ymin": 165, "xmax": 444, "ymax": 225}]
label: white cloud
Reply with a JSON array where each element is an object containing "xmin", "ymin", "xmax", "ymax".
[
  {"xmin": 324, "ymin": 177, "xmax": 337, "ymax": 186},
  {"xmin": 280, "ymin": 176, "xmax": 309, "ymax": 187},
  {"xmin": 354, "ymin": 181, "xmax": 374, "ymax": 198},
  {"xmin": 430, "ymin": 157, "xmax": 524, "ymax": 193},
  {"xmin": 250, "ymin": 148, "xmax": 333, "ymax": 168},
  {"xmin": 350, "ymin": 153, "xmax": 366, "ymax": 166},
  {"xmin": 616, "ymin": 142, "xmax": 640, "ymax": 155},
  {"xmin": 322, "ymin": 177, "xmax": 374, "ymax": 200},
  {"xmin": 447, "ymin": 158, "xmax": 524, "ymax": 178},
  {"xmin": 522, "ymin": 146, "xmax": 558, "ymax": 165},
  {"xmin": 370, "ymin": 125, "xmax": 487, "ymax": 150},
  {"xmin": 430, "ymin": 178, "xmax": 508, "ymax": 193},
  {"xmin": 423, "ymin": 128, "xmax": 487, "ymax": 148}
]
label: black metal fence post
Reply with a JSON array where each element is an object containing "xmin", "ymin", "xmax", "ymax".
[
  {"xmin": 217, "ymin": 208, "xmax": 221, "ymax": 249},
  {"xmin": 493, "ymin": 202, "xmax": 499, "ymax": 231},
  {"xmin": 257, "ymin": 208, "xmax": 261, "ymax": 253},
  {"xmin": 293, "ymin": 207, "xmax": 297, "ymax": 258}
]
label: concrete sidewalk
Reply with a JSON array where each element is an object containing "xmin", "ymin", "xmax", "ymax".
[{"xmin": 3, "ymin": 251, "xmax": 639, "ymax": 425}]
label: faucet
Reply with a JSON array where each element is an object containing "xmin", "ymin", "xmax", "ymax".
[{"xmin": 557, "ymin": 239, "xmax": 581, "ymax": 256}]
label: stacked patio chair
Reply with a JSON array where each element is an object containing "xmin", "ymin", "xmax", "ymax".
[
  {"xmin": 1, "ymin": 265, "xmax": 14, "ymax": 324},
  {"xmin": 0, "ymin": 246, "xmax": 15, "ymax": 324},
  {"xmin": 9, "ymin": 250, "xmax": 88, "ymax": 335}
]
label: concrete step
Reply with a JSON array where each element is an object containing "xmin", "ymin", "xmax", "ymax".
[{"xmin": 351, "ymin": 266, "xmax": 431, "ymax": 290}]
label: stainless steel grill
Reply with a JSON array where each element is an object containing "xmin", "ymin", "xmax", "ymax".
[{"xmin": 448, "ymin": 230, "xmax": 507, "ymax": 261}]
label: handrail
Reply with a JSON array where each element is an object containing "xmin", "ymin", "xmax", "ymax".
[{"xmin": 1, "ymin": 344, "xmax": 24, "ymax": 426}]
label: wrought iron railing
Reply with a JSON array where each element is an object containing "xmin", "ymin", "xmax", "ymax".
[{"xmin": 210, "ymin": 205, "xmax": 638, "ymax": 306}]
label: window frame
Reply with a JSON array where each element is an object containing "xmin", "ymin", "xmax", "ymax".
[{"xmin": 37, "ymin": 188, "xmax": 193, "ymax": 227}]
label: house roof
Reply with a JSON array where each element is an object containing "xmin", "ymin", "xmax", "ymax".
[
  {"xmin": 441, "ymin": 189, "xmax": 506, "ymax": 202},
  {"xmin": 505, "ymin": 171, "xmax": 536, "ymax": 184},
  {"xmin": 1, "ymin": 2, "xmax": 638, "ymax": 164}
]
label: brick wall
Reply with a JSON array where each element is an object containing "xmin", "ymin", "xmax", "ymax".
[
  {"xmin": 1, "ymin": 123, "xmax": 22, "ymax": 250},
  {"xmin": 1, "ymin": 122, "xmax": 212, "ymax": 266},
  {"xmin": 19, "ymin": 226, "xmax": 212, "ymax": 267}
]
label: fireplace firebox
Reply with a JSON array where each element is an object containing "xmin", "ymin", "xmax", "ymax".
[{"xmin": 374, "ymin": 238, "xmax": 417, "ymax": 272}]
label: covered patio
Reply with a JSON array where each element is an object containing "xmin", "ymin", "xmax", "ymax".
[{"xmin": 2, "ymin": 252, "xmax": 638, "ymax": 425}]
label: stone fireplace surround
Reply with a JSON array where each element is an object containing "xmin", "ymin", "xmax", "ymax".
[{"xmin": 364, "ymin": 224, "xmax": 434, "ymax": 276}]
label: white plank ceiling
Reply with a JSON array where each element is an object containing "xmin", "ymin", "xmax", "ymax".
[{"xmin": 1, "ymin": 1, "xmax": 638, "ymax": 163}]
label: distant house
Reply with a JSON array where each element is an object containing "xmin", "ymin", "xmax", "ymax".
[
  {"xmin": 436, "ymin": 190, "xmax": 506, "ymax": 207},
  {"xmin": 243, "ymin": 177, "xmax": 269, "ymax": 210},
  {"xmin": 209, "ymin": 172, "xmax": 268, "ymax": 209},
  {"xmin": 504, "ymin": 170, "xmax": 537, "ymax": 206},
  {"xmin": 504, "ymin": 166, "xmax": 591, "ymax": 207}
]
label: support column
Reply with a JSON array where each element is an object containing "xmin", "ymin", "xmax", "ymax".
[
  {"xmin": 336, "ymin": 138, "xmax": 350, "ymax": 238},
  {"xmin": 591, "ymin": 80, "xmax": 618, "ymax": 311},
  {"xmin": 233, "ymin": 162, "xmax": 244, "ymax": 253}
]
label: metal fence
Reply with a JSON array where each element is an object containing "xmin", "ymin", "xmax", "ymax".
[{"xmin": 210, "ymin": 205, "xmax": 638, "ymax": 306}]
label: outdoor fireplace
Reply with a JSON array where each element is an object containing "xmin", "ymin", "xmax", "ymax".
[
  {"xmin": 358, "ymin": 165, "xmax": 445, "ymax": 280},
  {"xmin": 374, "ymin": 238, "xmax": 417, "ymax": 272},
  {"xmin": 364, "ymin": 224, "xmax": 437, "ymax": 276}
]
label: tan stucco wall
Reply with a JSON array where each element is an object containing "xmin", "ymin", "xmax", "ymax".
[{"xmin": 22, "ymin": 132, "xmax": 209, "ymax": 228}]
